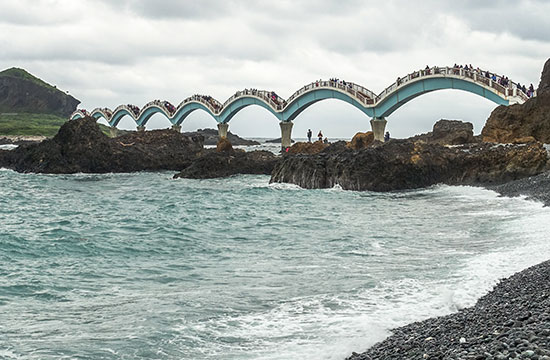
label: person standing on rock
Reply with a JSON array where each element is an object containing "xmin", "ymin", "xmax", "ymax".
[
  {"xmin": 307, "ymin": 129, "xmax": 312, "ymax": 143},
  {"xmin": 318, "ymin": 130, "xmax": 323, "ymax": 142},
  {"xmin": 384, "ymin": 131, "xmax": 390, "ymax": 142}
]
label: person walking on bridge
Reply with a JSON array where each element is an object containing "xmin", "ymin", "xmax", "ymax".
[{"xmin": 307, "ymin": 129, "xmax": 312, "ymax": 143}]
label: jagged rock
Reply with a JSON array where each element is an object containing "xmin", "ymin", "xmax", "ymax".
[
  {"xmin": 173, "ymin": 150, "xmax": 278, "ymax": 179},
  {"xmin": 430, "ymin": 120, "xmax": 475, "ymax": 145},
  {"xmin": 410, "ymin": 120, "xmax": 477, "ymax": 145},
  {"xmin": 216, "ymin": 137, "xmax": 234, "ymax": 153},
  {"xmin": 348, "ymin": 131, "xmax": 375, "ymax": 150},
  {"xmin": 270, "ymin": 140, "xmax": 549, "ymax": 191},
  {"xmin": 482, "ymin": 58, "xmax": 550, "ymax": 143},
  {"xmin": 538, "ymin": 58, "xmax": 550, "ymax": 96},
  {"xmin": 0, "ymin": 116, "xmax": 204, "ymax": 173},
  {"xmin": 182, "ymin": 128, "xmax": 260, "ymax": 146},
  {"xmin": 287, "ymin": 140, "xmax": 329, "ymax": 154}
]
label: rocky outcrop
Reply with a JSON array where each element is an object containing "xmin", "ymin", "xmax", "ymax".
[
  {"xmin": 287, "ymin": 141, "xmax": 329, "ymax": 154},
  {"xmin": 410, "ymin": 120, "xmax": 477, "ymax": 145},
  {"xmin": 173, "ymin": 150, "xmax": 278, "ymax": 179},
  {"xmin": 182, "ymin": 128, "xmax": 260, "ymax": 146},
  {"xmin": 216, "ymin": 137, "xmax": 234, "ymax": 153},
  {"xmin": 270, "ymin": 140, "xmax": 548, "ymax": 191},
  {"xmin": 538, "ymin": 58, "xmax": 550, "ymax": 96},
  {"xmin": 0, "ymin": 116, "xmax": 204, "ymax": 173},
  {"xmin": 0, "ymin": 68, "xmax": 80, "ymax": 117},
  {"xmin": 348, "ymin": 131, "xmax": 375, "ymax": 150},
  {"xmin": 482, "ymin": 58, "xmax": 550, "ymax": 143}
]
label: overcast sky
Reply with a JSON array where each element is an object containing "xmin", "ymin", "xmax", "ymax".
[{"xmin": 1, "ymin": 0, "xmax": 549, "ymax": 138}]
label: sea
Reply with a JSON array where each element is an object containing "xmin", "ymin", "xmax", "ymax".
[{"xmin": 1, "ymin": 141, "xmax": 550, "ymax": 359}]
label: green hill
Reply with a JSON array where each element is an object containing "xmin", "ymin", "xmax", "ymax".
[
  {"xmin": 0, "ymin": 67, "xmax": 58, "ymax": 92},
  {"xmin": 0, "ymin": 67, "xmax": 85, "ymax": 136},
  {"xmin": 0, "ymin": 113, "xmax": 115, "ymax": 137}
]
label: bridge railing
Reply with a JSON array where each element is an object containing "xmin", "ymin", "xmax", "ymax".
[
  {"xmin": 375, "ymin": 66, "xmax": 534, "ymax": 103},
  {"xmin": 285, "ymin": 80, "xmax": 376, "ymax": 108},
  {"xmin": 112, "ymin": 104, "xmax": 140, "ymax": 119},
  {"xmin": 220, "ymin": 89, "xmax": 285, "ymax": 111},
  {"xmin": 177, "ymin": 95, "xmax": 221, "ymax": 114}
]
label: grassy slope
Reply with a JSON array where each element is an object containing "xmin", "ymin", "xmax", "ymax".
[
  {"xmin": 0, "ymin": 113, "xmax": 113, "ymax": 137},
  {"xmin": 0, "ymin": 67, "xmax": 58, "ymax": 92}
]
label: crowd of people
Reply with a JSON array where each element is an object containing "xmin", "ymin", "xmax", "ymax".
[
  {"xmin": 187, "ymin": 94, "xmax": 221, "ymax": 111},
  {"xmin": 329, "ymin": 78, "xmax": 354, "ymax": 89},
  {"xmin": 147, "ymin": 100, "xmax": 177, "ymax": 114},
  {"xmin": 126, "ymin": 104, "xmax": 140, "ymax": 116},
  {"xmin": 393, "ymin": 64, "xmax": 537, "ymax": 99}
]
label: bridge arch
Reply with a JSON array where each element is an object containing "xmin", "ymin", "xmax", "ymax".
[
  {"xmin": 217, "ymin": 96, "xmax": 283, "ymax": 123},
  {"xmin": 373, "ymin": 76, "xmax": 510, "ymax": 118},
  {"xmin": 171, "ymin": 101, "xmax": 217, "ymax": 125},
  {"xmin": 282, "ymin": 87, "xmax": 374, "ymax": 121}
]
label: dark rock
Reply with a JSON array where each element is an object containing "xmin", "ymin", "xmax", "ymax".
[
  {"xmin": 0, "ymin": 116, "xmax": 204, "ymax": 173},
  {"xmin": 538, "ymin": 58, "xmax": 550, "ymax": 96},
  {"xmin": 173, "ymin": 150, "xmax": 278, "ymax": 179},
  {"xmin": 270, "ymin": 140, "xmax": 549, "ymax": 191},
  {"xmin": 431, "ymin": 120, "xmax": 475, "ymax": 145},
  {"xmin": 482, "ymin": 58, "xmax": 550, "ymax": 143},
  {"xmin": 182, "ymin": 128, "xmax": 260, "ymax": 146},
  {"xmin": 0, "ymin": 67, "xmax": 80, "ymax": 117},
  {"xmin": 409, "ymin": 119, "xmax": 477, "ymax": 145}
]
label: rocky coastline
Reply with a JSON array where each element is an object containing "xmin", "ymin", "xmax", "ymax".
[
  {"xmin": 346, "ymin": 259, "xmax": 550, "ymax": 360},
  {"xmin": 182, "ymin": 128, "xmax": 260, "ymax": 146}
]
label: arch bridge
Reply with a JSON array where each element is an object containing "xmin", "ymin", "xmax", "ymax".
[{"xmin": 70, "ymin": 66, "xmax": 535, "ymax": 147}]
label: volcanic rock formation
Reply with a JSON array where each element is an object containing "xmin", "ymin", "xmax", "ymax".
[
  {"xmin": 482, "ymin": 58, "xmax": 550, "ymax": 143},
  {"xmin": 416, "ymin": 120, "xmax": 476, "ymax": 145},
  {"xmin": 182, "ymin": 128, "xmax": 260, "ymax": 146},
  {"xmin": 270, "ymin": 140, "xmax": 549, "ymax": 191},
  {"xmin": 0, "ymin": 116, "xmax": 204, "ymax": 173},
  {"xmin": 173, "ymin": 150, "xmax": 278, "ymax": 179}
]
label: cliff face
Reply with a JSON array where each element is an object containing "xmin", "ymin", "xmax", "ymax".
[
  {"xmin": 270, "ymin": 140, "xmax": 549, "ymax": 191},
  {"xmin": 0, "ymin": 68, "xmax": 80, "ymax": 117},
  {"xmin": 482, "ymin": 59, "xmax": 550, "ymax": 143}
]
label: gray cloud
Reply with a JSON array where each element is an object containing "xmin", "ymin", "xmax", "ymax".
[{"xmin": 0, "ymin": 0, "xmax": 549, "ymax": 137}]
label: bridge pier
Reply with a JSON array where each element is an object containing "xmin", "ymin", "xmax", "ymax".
[
  {"xmin": 217, "ymin": 123, "xmax": 229, "ymax": 138},
  {"xmin": 109, "ymin": 126, "xmax": 118, "ymax": 138},
  {"xmin": 370, "ymin": 117, "xmax": 387, "ymax": 142},
  {"xmin": 137, "ymin": 125, "xmax": 146, "ymax": 132},
  {"xmin": 280, "ymin": 121, "xmax": 293, "ymax": 150},
  {"xmin": 171, "ymin": 124, "xmax": 182, "ymax": 132}
]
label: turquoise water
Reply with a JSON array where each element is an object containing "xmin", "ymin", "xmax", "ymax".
[{"xmin": 1, "ymin": 169, "xmax": 550, "ymax": 359}]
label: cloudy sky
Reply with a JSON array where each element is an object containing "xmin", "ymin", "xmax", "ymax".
[{"xmin": 1, "ymin": 0, "xmax": 549, "ymax": 138}]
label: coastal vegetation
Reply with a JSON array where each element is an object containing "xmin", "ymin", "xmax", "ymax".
[{"xmin": 0, "ymin": 112, "xmax": 116, "ymax": 137}]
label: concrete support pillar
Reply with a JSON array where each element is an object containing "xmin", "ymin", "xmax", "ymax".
[
  {"xmin": 109, "ymin": 126, "xmax": 118, "ymax": 138},
  {"xmin": 171, "ymin": 124, "xmax": 181, "ymax": 132},
  {"xmin": 280, "ymin": 121, "xmax": 294, "ymax": 150},
  {"xmin": 370, "ymin": 117, "xmax": 387, "ymax": 142},
  {"xmin": 217, "ymin": 123, "xmax": 229, "ymax": 138},
  {"xmin": 137, "ymin": 125, "xmax": 146, "ymax": 132}
]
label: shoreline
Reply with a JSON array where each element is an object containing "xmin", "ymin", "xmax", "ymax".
[
  {"xmin": 346, "ymin": 175, "xmax": 550, "ymax": 359},
  {"xmin": 346, "ymin": 258, "xmax": 550, "ymax": 360}
]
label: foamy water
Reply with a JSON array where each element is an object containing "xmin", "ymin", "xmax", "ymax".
[{"xmin": 1, "ymin": 171, "xmax": 549, "ymax": 359}]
